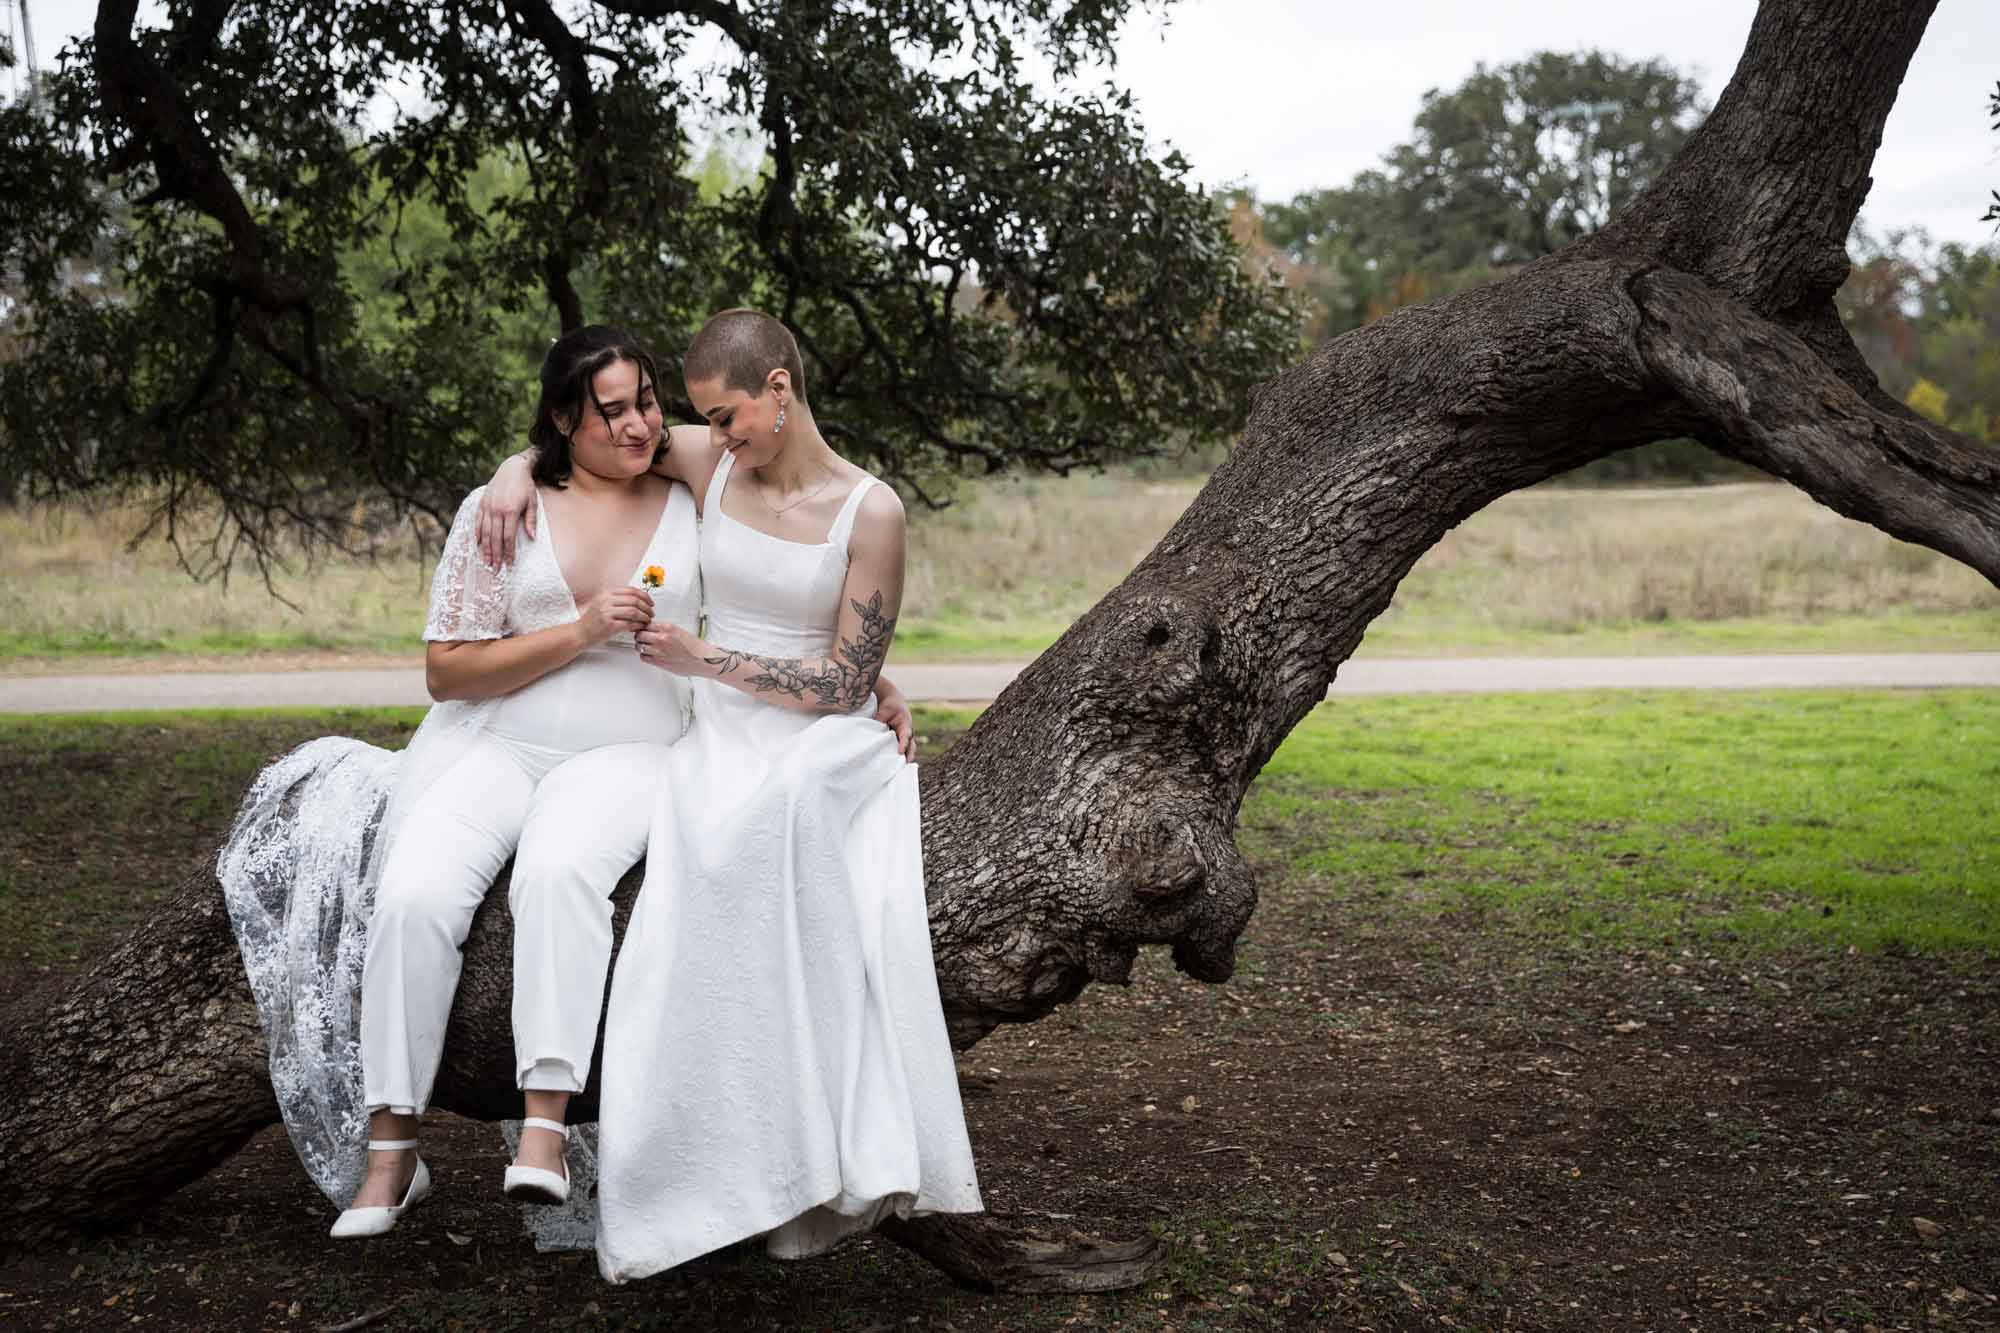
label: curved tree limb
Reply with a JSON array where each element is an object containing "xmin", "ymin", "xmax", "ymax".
[
  {"xmin": 91, "ymin": 0, "xmax": 394, "ymax": 456},
  {"xmin": 504, "ymin": 0, "xmax": 607, "ymax": 331},
  {"xmin": 0, "ymin": 869, "xmax": 272, "ymax": 1245},
  {"xmin": 93, "ymin": 0, "xmax": 277, "ymax": 300},
  {"xmin": 1631, "ymin": 268, "xmax": 2000, "ymax": 581}
]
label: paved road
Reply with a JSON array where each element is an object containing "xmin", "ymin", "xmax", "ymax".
[{"xmin": 3, "ymin": 653, "xmax": 1996, "ymax": 714}]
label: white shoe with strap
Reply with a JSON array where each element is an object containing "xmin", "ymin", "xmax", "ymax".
[
  {"xmin": 502, "ymin": 1117, "xmax": 570, "ymax": 1206},
  {"xmin": 329, "ymin": 1139, "xmax": 431, "ymax": 1239}
]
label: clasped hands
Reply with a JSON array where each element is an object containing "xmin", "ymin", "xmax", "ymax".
[
  {"xmin": 576, "ymin": 592, "xmax": 729, "ymax": 676},
  {"xmin": 572, "ymin": 589, "xmax": 700, "ymax": 672}
]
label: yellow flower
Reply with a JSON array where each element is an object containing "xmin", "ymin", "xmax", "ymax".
[{"xmin": 641, "ymin": 565, "xmax": 665, "ymax": 589}]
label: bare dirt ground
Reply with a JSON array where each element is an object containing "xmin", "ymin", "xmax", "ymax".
[{"xmin": 0, "ymin": 720, "xmax": 1994, "ymax": 1331}]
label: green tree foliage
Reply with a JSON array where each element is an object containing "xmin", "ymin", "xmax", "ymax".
[
  {"xmin": 1915, "ymin": 248, "xmax": 2000, "ymax": 442},
  {"xmin": 1837, "ymin": 225, "xmax": 1927, "ymax": 398},
  {"xmin": 1257, "ymin": 51, "xmax": 1705, "ymax": 341},
  {"xmin": 1839, "ymin": 228, "xmax": 2000, "ymax": 444},
  {"xmin": 1836, "ymin": 70, "xmax": 2000, "ymax": 448},
  {"xmin": 0, "ymin": 1, "xmax": 1298, "ymax": 566}
]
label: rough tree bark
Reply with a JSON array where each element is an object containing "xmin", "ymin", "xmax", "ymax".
[{"xmin": 2, "ymin": 0, "xmax": 1992, "ymax": 1287}]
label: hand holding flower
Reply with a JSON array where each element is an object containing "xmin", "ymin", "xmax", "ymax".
[{"xmin": 576, "ymin": 586, "xmax": 654, "ymax": 646}]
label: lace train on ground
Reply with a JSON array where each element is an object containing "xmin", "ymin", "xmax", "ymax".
[
  {"xmin": 217, "ymin": 736, "xmax": 396, "ymax": 1204},
  {"xmin": 216, "ymin": 696, "xmax": 501, "ymax": 1207}
]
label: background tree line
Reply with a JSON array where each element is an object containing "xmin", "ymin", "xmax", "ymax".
[
  {"xmin": 3, "ymin": 16, "xmax": 1994, "ymax": 552},
  {"xmin": 1842, "ymin": 226, "xmax": 2000, "ymax": 446}
]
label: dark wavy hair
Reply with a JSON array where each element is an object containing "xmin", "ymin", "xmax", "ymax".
[{"xmin": 528, "ymin": 325, "xmax": 663, "ymax": 488}]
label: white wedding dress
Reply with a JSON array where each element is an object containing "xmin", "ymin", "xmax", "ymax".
[
  {"xmin": 592, "ymin": 452, "xmax": 982, "ymax": 1282},
  {"xmin": 218, "ymin": 482, "xmax": 699, "ymax": 1221}
]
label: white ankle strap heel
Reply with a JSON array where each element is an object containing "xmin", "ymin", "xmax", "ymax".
[
  {"xmin": 329, "ymin": 1139, "xmax": 431, "ymax": 1239},
  {"xmin": 503, "ymin": 1117, "xmax": 572, "ymax": 1206}
]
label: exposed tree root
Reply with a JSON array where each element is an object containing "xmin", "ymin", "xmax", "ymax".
[{"xmin": 879, "ymin": 1213, "xmax": 1168, "ymax": 1294}]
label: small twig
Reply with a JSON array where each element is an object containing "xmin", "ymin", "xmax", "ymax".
[
  {"xmin": 1196, "ymin": 1145, "xmax": 1250, "ymax": 1154},
  {"xmin": 319, "ymin": 1303, "xmax": 402, "ymax": 1333},
  {"xmin": 1529, "ymin": 1032, "xmax": 1587, "ymax": 1056}
]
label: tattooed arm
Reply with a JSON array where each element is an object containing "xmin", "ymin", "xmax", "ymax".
[{"xmin": 636, "ymin": 484, "xmax": 908, "ymax": 715}]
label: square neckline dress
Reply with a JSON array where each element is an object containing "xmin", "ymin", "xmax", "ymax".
[{"xmin": 592, "ymin": 449, "xmax": 982, "ymax": 1282}]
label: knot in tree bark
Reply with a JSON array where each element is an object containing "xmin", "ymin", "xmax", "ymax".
[{"xmin": 918, "ymin": 585, "xmax": 1262, "ymax": 1043}]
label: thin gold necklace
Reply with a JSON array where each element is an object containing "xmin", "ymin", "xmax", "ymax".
[{"xmin": 755, "ymin": 466, "xmax": 834, "ymax": 518}]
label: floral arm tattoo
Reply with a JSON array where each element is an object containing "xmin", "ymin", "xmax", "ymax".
[{"xmin": 703, "ymin": 590, "xmax": 897, "ymax": 711}]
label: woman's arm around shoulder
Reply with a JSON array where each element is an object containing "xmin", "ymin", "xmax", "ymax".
[
  {"xmin": 475, "ymin": 452, "xmax": 539, "ymax": 566},
  {"xmin": 651, "ymin": 424, "xmax": 719, "ymax": 508},
  {"xmin": 478, "ymin": 424, "xmax": 715, "ymax": 562}
]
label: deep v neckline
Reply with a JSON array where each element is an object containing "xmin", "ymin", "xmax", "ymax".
[{"xmin": 535, "ymin": 485, "xmax": 674, "ymax": 616}]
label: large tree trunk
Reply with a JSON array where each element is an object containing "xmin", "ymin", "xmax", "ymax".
[{"xmin": 1, "ymin": 0, "xmax": 1991, "ymax": 1271}]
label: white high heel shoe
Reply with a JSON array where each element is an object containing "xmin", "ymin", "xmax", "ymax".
[
  {"xmin": 502, "ymin": 1116, "xmax": 570, "ymax": 1206},
  {"xmin": 329, "ymin": 1138, "xmax": 431, "ymax": 1239}
]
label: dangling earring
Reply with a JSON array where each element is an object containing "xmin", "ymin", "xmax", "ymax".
[{"xmin": 773, "ymin": 403, "xmax": 786, "ymax": 433}]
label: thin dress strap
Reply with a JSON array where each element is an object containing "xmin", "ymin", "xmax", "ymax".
[
  {"xmin": 826, "ymin": 476, "xmax": 878, "ymax": 553},
  {"xmin": 703, "ymin": 448, "xmax": 735, "ymax": 520}
]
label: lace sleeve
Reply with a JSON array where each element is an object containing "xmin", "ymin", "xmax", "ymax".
[{"xmin": 423, "ymin": 488, "xmax": 510, "ymax": 642}]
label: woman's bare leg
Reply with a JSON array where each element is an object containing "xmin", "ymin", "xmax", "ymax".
[
  {"xmin": 516, "ymin": 1091, "xmax": 571, "ymax": 1173},
  {"xmin": 348, "ymin": 1109, "xmax": 422, "ymax": 1208}
]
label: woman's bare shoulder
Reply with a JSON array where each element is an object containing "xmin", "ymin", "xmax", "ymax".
[
  {"xmin": 853, "ymin": 477, "xmax": 904, "ymax": 523},
  {"xmin": 847, "ymin": 479, "xmax": 906, "ymax": 556}
]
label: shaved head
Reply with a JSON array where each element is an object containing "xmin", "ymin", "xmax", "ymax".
[{"xmin": 684, "ymin": 308, "xmax": 807, "ymax": 403}]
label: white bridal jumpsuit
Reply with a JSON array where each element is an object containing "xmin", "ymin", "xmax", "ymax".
[
  {"xmin": 592, "ymin": 450, "xmax": 982, "ymax": 1282},
  {"xmin": 220, "ymin": 481, "xmax": 700, "ymax": 1205}
]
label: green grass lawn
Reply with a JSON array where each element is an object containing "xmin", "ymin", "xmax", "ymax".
[
  {"xmin": 2, "ymin": 690, "xmax": 1992, "ymax": 985},
  {"xmin": 1247, "ymin": 689, "xmax": 1999, "ymax": 954},
  {"xmin": 0, "ymin": 708, "xmax": 425, "ymax": 981}
]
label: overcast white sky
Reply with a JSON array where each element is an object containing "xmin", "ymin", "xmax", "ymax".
[{"xmin": 18, "ymin": 0, "xmax": 2000, "ymax": 245}]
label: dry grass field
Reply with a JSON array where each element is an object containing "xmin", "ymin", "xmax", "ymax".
[
  {"xmin": 1, "ymin": 477, "xmax": 1994, "ymax": 667},
  {"xmin": 1360, "ymin": 480, "xmax": 2000, "ymax": 656}
]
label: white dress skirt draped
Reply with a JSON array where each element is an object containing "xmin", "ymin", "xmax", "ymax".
[{"xmin": 593, "ymin": 452, "xmax": 982, "ymax": 1282}]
